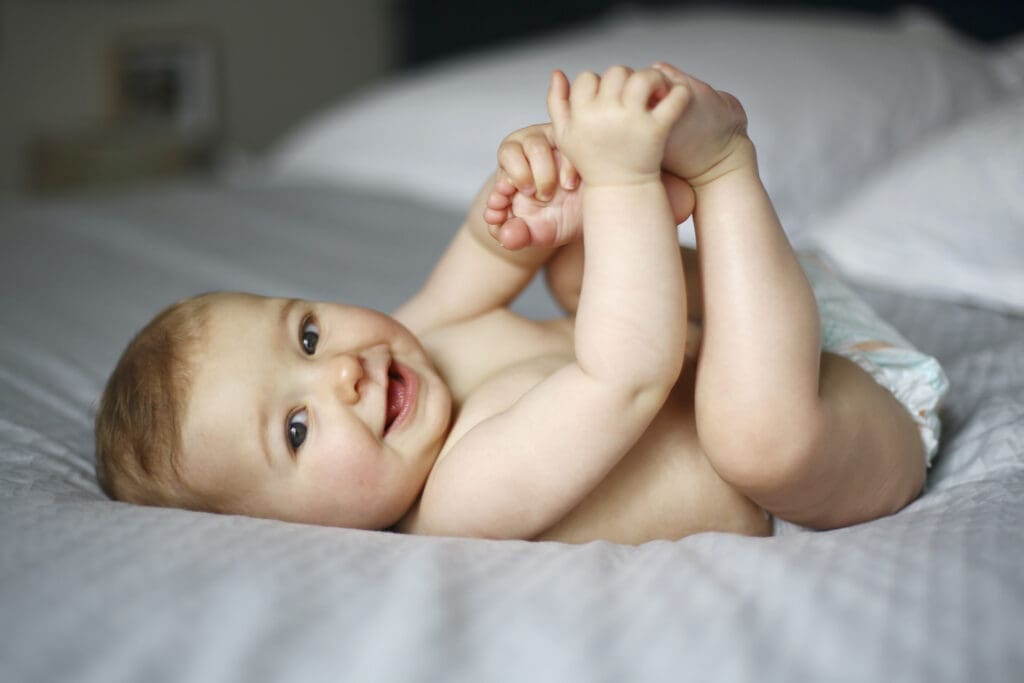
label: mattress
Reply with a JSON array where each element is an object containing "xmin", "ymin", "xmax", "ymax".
[{"xmin": 1, "ymin": 179, "xmax": 1022, "ymax": 682}]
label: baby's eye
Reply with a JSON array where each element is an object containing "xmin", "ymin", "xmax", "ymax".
[
  {"xmin": 300, "ymin": 316, "xmax": 319, "ymax": 355},
  {"xmin": 287, "ymin": 409, "xmax": 308, "ymax": 452}
]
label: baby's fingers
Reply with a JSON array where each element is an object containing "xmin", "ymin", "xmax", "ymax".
[
  {"xmin": 521, "ymin": 136, "xmax": 558, "ymax": 201},
  {"xmin": 598, "ymin": 65, "xmax": 632, "ymax": 99},
  {"xmin": 547, "ymin": 70, "xmax": 571, "ymax": 133},
  {"xmin": 651, "ymin": 82, "xmax": 692, "ymax": 126},
  {"xmin": 497, "ymin": 141, "xmax": 537, "ymax": 196},
  {"xmin": 559, "ymin": 155, "xmax": 579, "ymax": 191},
  {"xmin": 623, "ymin": 69, "xmax": 670, "ymax": 109},
  {"xmin": 650, "ymin": 61, "xmax": 690, "ymax": 86}
]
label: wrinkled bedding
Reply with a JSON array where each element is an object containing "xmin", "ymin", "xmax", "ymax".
[{"xmin": 1, "ymin": 180, "xmax": 1021, "ymax": 682}]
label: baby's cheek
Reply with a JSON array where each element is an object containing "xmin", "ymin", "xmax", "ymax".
[
  {"xmin": 338, "ymin": 453, "xmax": 385, "ymax": 495},
  {"xmin": 319, "ymin": 444, "xmax": 414, "ymax": 529},
  {"xmin": 320, "ymin": 442, "xmax": 390, "ymax": 501},
  {"xmin": 294, "ymin": 451, "xmax": 381, "ymax": 527}
]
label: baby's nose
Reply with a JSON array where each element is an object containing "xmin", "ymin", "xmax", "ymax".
[{"xmin": 333, "ymin": 353, "xmax": 364, "ymax": 404}]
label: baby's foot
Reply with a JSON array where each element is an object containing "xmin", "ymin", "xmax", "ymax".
[
  {"xmin": 651, "ymin": 61, "xmax": 751, "ymax": 184},
  {"xmin": 486, "ymin": 171, "xmax": 694, "ymax": 251},
  {"xmin": 484, "ymin": 172, "xmax": 583, "ymax": 250}
]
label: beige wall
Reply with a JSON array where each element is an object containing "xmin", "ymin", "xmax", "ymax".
[{"xmin": 0, "ymin": 0, "xmax": 398, "ymax": 195}]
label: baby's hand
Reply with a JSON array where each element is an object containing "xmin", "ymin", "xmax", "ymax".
[
  {"xmin": 547, "ymin": 67, "xmax": 688, "ymax": 188},
  {"xmin": 651, "ymin": 62, "xmax": 752, "ymax": 186},
  {"xmin": 484, "ymin": 124, "xmax": 584, "ymax": 250}
]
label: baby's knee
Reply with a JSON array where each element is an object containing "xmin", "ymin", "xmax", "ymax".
[{"xmin": 699, "ymin": 404, "xmax": 829, "ymax": 500}]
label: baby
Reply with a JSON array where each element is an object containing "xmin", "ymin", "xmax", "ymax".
[{"xmin": 95, "ymin": 63, "xmax": 942, "ymax": 544}]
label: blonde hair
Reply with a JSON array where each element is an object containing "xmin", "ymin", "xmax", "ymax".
[{"xmin": 95, "ymin": 294, "xmax": 216, "ymax": 509}]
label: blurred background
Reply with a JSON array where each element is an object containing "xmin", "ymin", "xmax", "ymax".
[
  {"xmin": 0, "ymin": 0, "xmax": 400, "ymax": 197},
  {"xmin": 0, "ymin": 0, "xmax": 574, "ymax": 198},
  {"xmin": 0, "ymin": 0, "xmax": 1018, "ymax": 198}
]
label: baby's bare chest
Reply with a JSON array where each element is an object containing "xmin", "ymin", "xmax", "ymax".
[
  {"xmin": 423, "ymin": 311, "xmax": 574, "ymax": 457},
  {"xmin": 423, "ymin": 310, "xmax": 573, "ymax": 400}
]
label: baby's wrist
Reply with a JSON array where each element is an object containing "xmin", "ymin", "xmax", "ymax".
[
  {"xmin": 582, "ymin": 176, "xmax": 664, "ymax": 198},
  {"xmin": 581, "ymin": 177, "xmax": 669, "ymax": 213},
  {"xmin": 686, "ymin": 136, "xmax": 758, "ymax": 189},
  {"xmin": 580, "ymin": 169, "xmax": 663, "ymax": 191}
]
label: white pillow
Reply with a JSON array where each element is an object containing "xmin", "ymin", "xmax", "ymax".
[
  {"xmin": 989, "ymin": 33, "xmax": 1024, "ymax": 93},
  {"xmin": 269, "ymin": 7, "xmax": 1012, "ymax": 235},
  {"xmin": 805, "ymin": 96, "xmax": 1024, "ymax": 313}
]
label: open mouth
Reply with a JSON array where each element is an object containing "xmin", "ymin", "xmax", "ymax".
[{"xmin": 384, "ymin": 361, "xmax": 417, "ymax": 436}]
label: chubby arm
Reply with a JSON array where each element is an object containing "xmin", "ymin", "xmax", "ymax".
[
  {"xmin": 410, "ymin": 68, "xmax": 690, "ymax": 539},
  {"xmin": 547, "ymin": 233, "xmax": 703, "ymax": 321}
]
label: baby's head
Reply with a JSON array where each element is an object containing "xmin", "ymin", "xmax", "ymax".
[{"xmin": 96, "ymin": 292, "xmax": 452, "ymax": 529}]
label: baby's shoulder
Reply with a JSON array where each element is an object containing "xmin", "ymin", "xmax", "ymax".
[{"xmin": 423, "ymin": 310, "xmax": 571, "ymax": 392}]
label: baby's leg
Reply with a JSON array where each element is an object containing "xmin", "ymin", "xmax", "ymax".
[
  {"xmin": 648, "ymin": 62, "xmax": 926, "ymax": 530},
  {"xmin": 692, "ymin": 203, "xmax": 925, "ymax": 530}
]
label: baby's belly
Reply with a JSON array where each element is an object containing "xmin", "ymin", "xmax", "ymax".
[{"xmin": 537, "ymin": 360, "xmax": 772, "ymax": 544}]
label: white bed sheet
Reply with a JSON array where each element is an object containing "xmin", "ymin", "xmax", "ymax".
[{"xmin": 1, "ymin": 179, "xmax": 1022, "ymax": 682}]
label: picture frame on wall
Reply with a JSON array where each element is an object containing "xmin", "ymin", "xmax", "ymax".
[
  {"xmin": 108, "ymin": 28, "xmax": 222, "ymax": 147},
  {"xmin": 28, "ymin": 28, "xmax": 223, "ymax": 193}
]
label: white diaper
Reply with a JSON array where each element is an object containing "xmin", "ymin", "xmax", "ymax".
[{"xmin": 800, "ymin": 253, "xmax": 949, "ymax": 466}]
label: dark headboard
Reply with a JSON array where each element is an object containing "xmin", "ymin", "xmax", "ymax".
[{"xmin": 397, "ymin": 0, "xmax": 1024, "ymax": 66}]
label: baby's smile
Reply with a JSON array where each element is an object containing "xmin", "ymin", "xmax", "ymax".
[{"xmin": 385, "ymin": 361, "xmax": 418, "ymax": 436}]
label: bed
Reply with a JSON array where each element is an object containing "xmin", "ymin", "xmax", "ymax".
[{"xmin": 2, "ymin": 5, "xmax": 1023, "ymax": 682}]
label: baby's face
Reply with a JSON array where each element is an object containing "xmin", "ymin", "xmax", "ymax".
[{"xmin": 180, "ymin": 293, "xmax": 451, "ymax": 529}]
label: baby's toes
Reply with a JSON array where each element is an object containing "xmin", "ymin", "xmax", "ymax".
[
  {"xmin": 497, "ymin": 217, "xmax": 532, "ymax": 250},
  {"xmin": 494, "ymin": 175, "xmax": 520, "ymax": 198},
  {"xmin": 487, "ymin": 189, "xmax": 512, "ymax": 211},
  {"xmin": 484, "ymin": 191, "xmax": 511, "ymax": 225}
]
